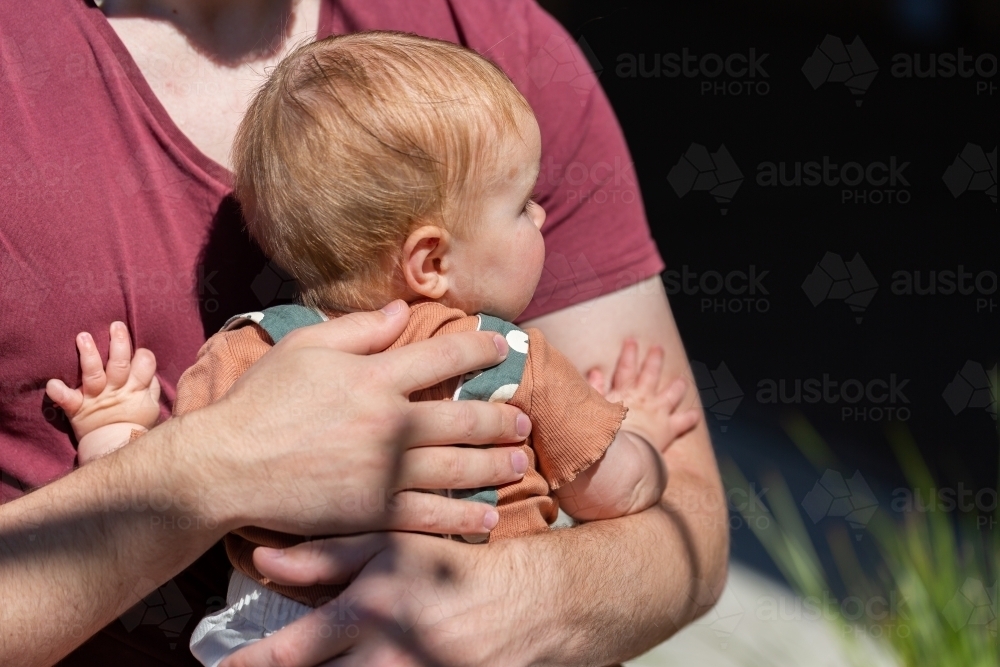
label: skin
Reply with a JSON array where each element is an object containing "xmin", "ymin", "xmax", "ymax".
[
  {"xmin": 228, "ymin": 279, "xmax": 728, "ymax": 667},
  {"xmin": 1, "ymin": 1, "xmax": 729, "ymax": 665},
  {"xmin": 0, "ymin": 306, "xmax": 534, "ymax": 666},
  {"xmin": 399, "ymin": 115, "xmax": 680, "ymax": 522},
  {"xmin": 45, "ymin": 322, "xmax": 162, "ymax": 464}
]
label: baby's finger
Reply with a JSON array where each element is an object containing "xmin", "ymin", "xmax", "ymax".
[
  {"xmin": 45, "ymin": 379, "xmax": 83, "ymax": 417},
  {"xmin": 76, "ymin": 332, "xmax": 107, "ymax": 397},
  {"xmin": 637, "ymin": 346, "xmax": 664, "ymax": 391},
  {"xmin": 662, "ymin": 377, "xmax": 689, "ymax": 412},
  {"xmin": 611, "ymin": 339, "xmax": 639, "ymax": 390},
  {"xmin": 667, "ymin": 408, "xmax": 701, "ymax": 444},
  {"xmin": 148, "ymin": 375, "xmax": 161, "ymax": 405},
  {"xmin": 105, "ymin": 322, "xmax": 133, "ymax": 389},
  {"xmin": 587, "ymin": 369, "xmax": 606, "ymax": 394},
  {"xmin": 129, "ymin": 348, "xmax": 157, "ymax": 388}
]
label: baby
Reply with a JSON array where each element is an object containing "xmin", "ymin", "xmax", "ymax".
[{"xmin": 46, "ymin": 32, "xmax": 695, "ymax": 666}]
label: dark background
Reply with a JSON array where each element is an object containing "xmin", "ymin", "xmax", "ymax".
[{"xmin": 539, "ymin": 0, "xmax": 997, "ymax": 575}]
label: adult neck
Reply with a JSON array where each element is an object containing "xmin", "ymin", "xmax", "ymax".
[{"xmin": 97, "ymin": 0, "xmax": 300, "ymax": 65}]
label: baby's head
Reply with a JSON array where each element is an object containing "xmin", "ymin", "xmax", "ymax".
[{"xmin": 233, "ymin": 31, "xmax": 545, "ymax": 321}]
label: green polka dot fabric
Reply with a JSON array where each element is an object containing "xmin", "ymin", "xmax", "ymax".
[{"xmin": 448, "ymin": 315, "xmax": 530, "ymax": 542}]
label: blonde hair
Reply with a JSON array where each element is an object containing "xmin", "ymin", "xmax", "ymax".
[{"xmin": 232, "ymin": 31, "xmax": 534, "ymax": 311}]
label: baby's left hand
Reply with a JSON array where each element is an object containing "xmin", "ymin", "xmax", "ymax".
[
  {"xmin": 46, "ymin": 321, "xmax": 161, "ymax": 443},
  {"xmin": 587, "ymin": 339, "xmax": 701, "ymax": 454}
]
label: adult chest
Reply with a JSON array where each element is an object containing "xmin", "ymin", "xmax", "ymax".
[{"xmin": 105, "ymin": 1, "xmax": 321, "ymax": 169}]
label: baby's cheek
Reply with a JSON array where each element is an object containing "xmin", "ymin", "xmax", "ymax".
[{"xmin": 526, "ymin": 230, "xmax": 546, "ymax": 279}]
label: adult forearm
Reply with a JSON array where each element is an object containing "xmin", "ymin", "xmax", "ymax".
[
  {"xmin": 532, "ymin": 439, "xmax": 728, "ymax": 665},
  {"xmin": 0, "ymin": 414, "xmax": 226, "ymax": 666}
]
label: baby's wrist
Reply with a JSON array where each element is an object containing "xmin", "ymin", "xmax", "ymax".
[
  {"xmin": 77, "ymin": 422, "xmax": 149, "ymax": 465},
  {"xmin": 622, "ymin": 431, "xmax": 668, "ymax": 511}
]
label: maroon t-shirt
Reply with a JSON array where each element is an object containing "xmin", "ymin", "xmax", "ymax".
[{"xmin": 0, "ymin": 0, "xmax": 663, "ymax": 663}]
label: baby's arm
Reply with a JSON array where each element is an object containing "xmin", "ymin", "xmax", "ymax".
[
  {"xmin": 46, "ymin": 322, "xmax": 161, "ymax": 465},
  {"xmin": 555, "ymin": 343, "xmax": 699, "ymax": 521}
]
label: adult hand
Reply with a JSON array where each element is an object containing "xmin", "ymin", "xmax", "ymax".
[
  {"xmin": 186, "ymin": 300, "xmax": 532, "ymax": 538},
  {"xmin": 219, "ymin": 533, "xmax": 540, "ymax": 667}
]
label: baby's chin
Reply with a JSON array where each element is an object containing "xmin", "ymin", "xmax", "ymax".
[
  {"xmin": 444, "ymin": 284, "xmax": 538, "ymax": 321},
  {"xmin": 480, "ymin": 296, "xmax": 534, "ymax": 322}
]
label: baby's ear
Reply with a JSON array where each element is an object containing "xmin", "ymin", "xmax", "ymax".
[{"xmin": 402, "ymin": 225, "xmax": 451, "ymax": 299}]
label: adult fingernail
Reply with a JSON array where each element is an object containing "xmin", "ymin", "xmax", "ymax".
[
  {"xmin": 483, "ymin": 509, "xmax": 499, "ymax": 530},
  {"xmin": 511, "ymin": 449, "xmax": 528, "ymax": 475},
  {"xmin": 516, "ymin": 413, "xmax": 532, "ymax": 438},
  {"xmin": 493, "ymin": 334, "xmax": 508, "ymax": 358},
  {"xmin": 381, "ymin": 300, "xmax": 403, "ymax": 315}
]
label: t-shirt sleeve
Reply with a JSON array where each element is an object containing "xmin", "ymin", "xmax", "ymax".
[
  {"xmin": 451, "ymin": 0, "xmax": 665, "ymax": 321},
  {"xmin": 509, "ymin": 328, "xmax": 627, "ymax": 490},
  {"xmin": 173, "ymin": 325, "xmax": 273, "ymax": 416}
]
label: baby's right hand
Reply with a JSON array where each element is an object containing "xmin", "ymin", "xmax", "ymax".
[
  {"xmin": 46, "ymin": 322, "xmax": 161, "ymax": 444},
  {"xmin": 588, "ymin": 339, "xmax": 701, "ymax": 454}
]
